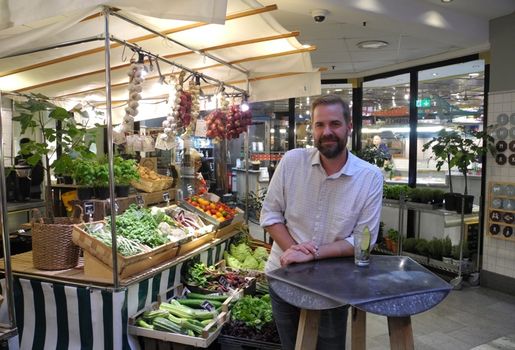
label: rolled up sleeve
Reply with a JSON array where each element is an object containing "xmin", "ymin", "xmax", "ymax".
[
  {"xmin": 344, "ymin": 170, "xmax": 384, "ymax": 246},
  {"xmin": 260, "ymin": 157, "xmax": 286, "ymax": 228}
]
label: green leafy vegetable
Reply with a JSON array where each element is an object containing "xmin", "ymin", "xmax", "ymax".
[{"xmin": 231, "ymin": 295, "xmax": 273, "ymax": 329}]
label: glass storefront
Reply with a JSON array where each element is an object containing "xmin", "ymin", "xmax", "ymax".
[
  {"xmin": 362, "ymin": 74, "xmax": 410, "ymax": 182},
  {"xmin": 417, "ymin": 60, "xmax": 485, "ymax": 188}
]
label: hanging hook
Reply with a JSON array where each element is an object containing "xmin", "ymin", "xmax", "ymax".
[{"xmin": 121, "ymin": 42, "xmax": 128, "ymax": 62}]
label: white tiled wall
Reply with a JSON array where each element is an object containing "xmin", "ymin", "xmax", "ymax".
[{"xmin": 483, "ymin": 90, "xmax": 515, "ymax": 278}]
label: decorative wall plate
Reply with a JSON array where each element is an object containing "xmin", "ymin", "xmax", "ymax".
[
  {"xmin": 489, "ymin": 224, "xmax": 500, "ymax": 235},
  {"xmin": 496, "ymin": 141, "xmax": 507, "ymax": 152},
  {"xmin": 510, "ymin": 113, "xmax": 515, "ymax": 125},
  {"xmin": 510, "ymin": 141, "xmax": 515, "ymax": 152},
  {"xmin": 496, "ymin": 153, "xmax": 507, "ymax": 165},
  {"xmin": 497, "ymin": 113, "xmax": 509, "ymax": 125},
  {"xmin": 496, "ymin": 127, "xmax": 508, "ymax": 140},
  {"xmin": 503, "ymin": 226, "xmax": 513, "ymax": 238}
]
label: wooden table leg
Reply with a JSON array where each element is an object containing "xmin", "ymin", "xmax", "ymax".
[
  {"xmin": 351, "ymin": 306, "xmax": 366, "ymax": 350},
  {"xmin": 387, "ymin": 316, "xmax": 414, "ymax": 350},
  {"xmin": 295, "ymin": 309, "xmax": 320, "ymax": 350}
]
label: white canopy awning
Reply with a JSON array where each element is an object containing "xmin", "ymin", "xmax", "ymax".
[{"xmin": 0, "ymin": 0, "xmax": 320, "ymax": 119}]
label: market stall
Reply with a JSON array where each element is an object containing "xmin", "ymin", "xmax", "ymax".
[{"xmin": 0, "ymin": 1, "xmax": 319, "ymax": 348}]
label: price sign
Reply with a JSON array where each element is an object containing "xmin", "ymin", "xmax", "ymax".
[
  {"xmin": 136, "ymin": 194, "xmax": 144, "ymax": 207},
  {"xmin": 219, "ymin": 276, "xmax": 229, "ymax": 289},
  {"xmin": 201, "ymin": 300, "xmax": 215, "ymax": 312},
  {"xmin": 84, "ymin": 201, "xmax": 95, "ymax": 215},
  {"xmin": 163, "ymin": 192, "xmax": 170, "ymax": 202},
  {"xmin": 114, "ymin": 199, "xmax": 119, "ymax": 213}
]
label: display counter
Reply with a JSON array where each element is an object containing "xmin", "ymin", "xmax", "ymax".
[{"xmin": 0, "ymin": 222, "xmax": 241, "ymax": 349}]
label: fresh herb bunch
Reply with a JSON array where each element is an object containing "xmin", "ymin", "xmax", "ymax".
[
  {"xmin": 231, "ymin": 294, "xmax": 273, "ymax": 329},
  {"xmin": 114, "ymin": 156, "xmax": 139, "ymax": 186},
  {"xmin": 106, "ymin": 204, "xmax": 169, "ymax": 247}
]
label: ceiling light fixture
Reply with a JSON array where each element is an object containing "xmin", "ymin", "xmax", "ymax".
[
  {"xmin": 356, "ymin": 40, "xmax": 389, "ymax": 49},
  {"xmin": 441, "ymin": 0, "xmax": 453, "ymax": 3}
]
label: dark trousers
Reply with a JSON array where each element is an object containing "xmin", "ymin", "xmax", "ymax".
[{"xmin": 269, "ymin": 285, "xmax": 348, "ymax": 350}]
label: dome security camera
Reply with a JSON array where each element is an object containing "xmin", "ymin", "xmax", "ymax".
[{"xmin": 311, "ymin": 9, "xmax": 329, "ymax": 23}]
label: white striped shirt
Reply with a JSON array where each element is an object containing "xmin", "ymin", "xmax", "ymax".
[{"xmin": 260, "ymin": 148, "xmax": 383, "ymax": 272}]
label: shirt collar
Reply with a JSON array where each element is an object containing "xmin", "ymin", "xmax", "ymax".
[{"xmin": 310, "ymin": 149, "xmax": 360, "ymax": 177}]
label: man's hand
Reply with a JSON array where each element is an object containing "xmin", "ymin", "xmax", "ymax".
[
  {"xmin": 279, "ymin": 247, "xmax": 314, "ymax": 267},
  {"xmin": 290, "ymin": 241, "xmax": 318, "ymax": 255}
]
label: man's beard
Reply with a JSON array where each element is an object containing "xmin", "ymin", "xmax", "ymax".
[{"xmin": 316, "ymin": 135, "xmax": 346, "ymax": 159}]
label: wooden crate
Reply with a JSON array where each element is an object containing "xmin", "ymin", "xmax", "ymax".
[
  {"xmin": 72, "ymin": 222, "xmax": 179, "ymax": 279},
  {"xmin": 176, "ymin": 232, "xmax": 215, "ymax": 257},
  {"xmin": 143, "ymin": 189, "xmax": 176, "ymax": 206},
  {"xmin": 129, "ymin": 291, "xmax": 230, "ymax": 348}
]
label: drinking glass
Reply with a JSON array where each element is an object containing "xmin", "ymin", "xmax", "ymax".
[{"xmin": 354, "ymin": 229, "xmax": 372, "ymax": 267}]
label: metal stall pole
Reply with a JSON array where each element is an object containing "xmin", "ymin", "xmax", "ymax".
[
  {"xmin": 244, "ymin": 126, "xmax": 250, "ymax": 225},
  {"xmin": 103, "ymin": 7, "xmax": 119, "ymax": 289},
  {"xmin": 0, "ymin": 91, "xmax": 17, "ymax": 331}
]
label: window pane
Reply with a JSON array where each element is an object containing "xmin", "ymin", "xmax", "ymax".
[
  {"xmin": 362, "ymin": 74, "xmax": 410, "ymax": 182},
  {"xmin": 417, "ymin": 60, "xmax": 484, "ymax": 194}
]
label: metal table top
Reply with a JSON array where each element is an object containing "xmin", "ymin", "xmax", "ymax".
[{"xmin": 267, "ymin": 255, "xmax": 452, "ymax": 317}]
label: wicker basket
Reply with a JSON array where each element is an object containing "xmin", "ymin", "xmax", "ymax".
[{"xmin": 31, "ymin": 207, "xmax": 82, "ymax": 270}]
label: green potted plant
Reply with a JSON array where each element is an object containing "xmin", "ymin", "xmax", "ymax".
[
  {"xmin": 114, "ymin": 156, "xmax": 139, "ymax": 197},
  {"xmin": 13, "ymin": 94, "xmax": 94, "ymax": 219},
  {"xmin": 427, "ymin": 238, "xmax": 443, "ymax": 261},
  {"xmin": 423, "ymin": 126, "xmax": 495, "ymax": 213},
  {"xmin": 442, "ymin": 236, "xmax": 453, "ymax": 264},
  {"xmin": 94, "ymin": 160, "xmax": 110, "ymax": 199},
  {"xmin": 72, "ymin": 158, "xmax": 97, "ymax": 200},
  {"xmin": 403, "ymin": 237, "xmax": 417, "ymax": 253},
  {"xmin": 385, "ymin": 228, "xmax": 399, "ymax": 253},
  {"xmin": 414, "ymin": 239, "xmax": 429, "ymax": 259},
  {"xmin": 353, "ymin": 145, "xmax": 394, "ymax": 178},
  {"xmin": 247, "ymin": 187, "xmax": 267, "ymax": 221}
]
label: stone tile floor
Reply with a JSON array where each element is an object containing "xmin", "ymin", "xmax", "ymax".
[{"xmin": 248, "ymin": 222, "xmax": 515, "ymax": 350}]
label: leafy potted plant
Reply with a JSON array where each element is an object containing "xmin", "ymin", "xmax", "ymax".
[
  {"xmin": 427, "ymin": 238, "xmax": 443, "ymax": 261},
  {"xmin": 72, "ymin": 158, "xmax": 97, "ymax": 200},
  {"xmin": 423, "ymin": 126, "xmax": 495, "ymax": 213},
  {"xmin": 94, "ymin": 159, "xmax": 110, "ymax": 199},
  {"xmin": 353, "ymin": 145, "xmax": 394, "ymax": 178},
  {"xmin": 402, "ymin": 237, "xmax": 417, "ymax": 257},
  {"xmin": 442, "ymin": 236, "xmax": 453, "ymax": 264},
  {"xmin": 114, "ymin": 156, "xmax": 139, "ymax": 197},
  {"xmin": 247, "ymin": 188, "xmax": 267, "ymax": 221},
  {"xmin": 415, "ymin": 238, "xmax": 429, "ymax": 258},
  {"xmin": 13, "ymin": 94, "xmax": 94, "ymax": 219},
  {"xmin": 385, "ymin": 228, "xmax": 399, "ymax": 253},
  {"xmin": 13, "ymin": 94, "xmax": 94, "ymax": 270}
]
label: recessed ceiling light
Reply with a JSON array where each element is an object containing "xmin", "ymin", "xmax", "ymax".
[
  {"xmin": 356, "ymin": 40, "xmax": 389, "ymax": 49},
  {"xmin": 441, "ymin": 0, "xmax": 453, "ymax": 3}
]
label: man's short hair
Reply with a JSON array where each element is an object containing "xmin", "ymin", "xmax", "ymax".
[{"xmin": 311, "ymin": 94, "xmax": 351, "ymax": 124}]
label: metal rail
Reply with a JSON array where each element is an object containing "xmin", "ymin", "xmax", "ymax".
[
  {"xmin": 109, "ymin": 9, "xmax": 249, "ymax": 76},
  {"xmin": 109, "ymin": 36, "xmax": 247, "ymax": 95}
]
